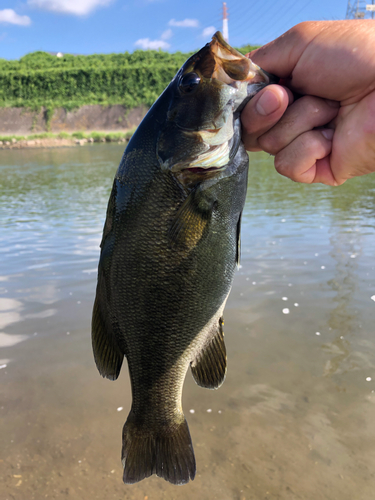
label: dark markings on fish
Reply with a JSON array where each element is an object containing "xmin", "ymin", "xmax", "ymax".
[
  {"xmin": 157, "ymin": 121, "xmax": 207, "ymax": 166},
  {"xmin": 191, "ymin": 317, "xmax": 227, "ymax": 389},
  {"xmin": 194, "ymin": 47, "xmax": 215, "ymax": 79},
  {"xmin": 222, "ymin": 58, "xmax": 252, "ymax": 80}
]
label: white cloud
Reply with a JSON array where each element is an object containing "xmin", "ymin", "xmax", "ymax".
[
  {"xmin": 0, "ymin": 9, "xmax": 31, "ymax": 26},
  {"xmin": 201, "ymin": 26, "xmax": 216, "ymax": 39},
  {"xmin": 161, "ymin": 28, "xmax": 172, "ymax": 40},
  {"xmin": 168, "ymin": 18, "xmax": 199, "ymax": 28},
  {"xmin": 135, "ymin": 38, "xmax": 170, "ymax": 50},
  {"xmin": 28, "ymin": 0, "xmax": 112, "ymax": 16}
]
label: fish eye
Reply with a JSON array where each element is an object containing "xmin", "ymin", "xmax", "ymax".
[{"xmin": 179, "ymin": 72, "xmax": 201, "ymax": 94}]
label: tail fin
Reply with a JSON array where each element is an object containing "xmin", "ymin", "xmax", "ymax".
[{"xmin": 121, "ymin": 411, "xmax": 196, "ymax": 485}]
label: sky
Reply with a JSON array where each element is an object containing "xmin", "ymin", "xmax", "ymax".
[{"xmin": 0, "ymin": 0, "xmax": 371, "ymax": 59}]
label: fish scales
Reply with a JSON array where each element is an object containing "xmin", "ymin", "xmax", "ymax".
[{"xmin": 92, "ymin": 31, "xmax": 276, "ymax": 485}]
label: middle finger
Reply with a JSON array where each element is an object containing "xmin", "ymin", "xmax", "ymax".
[{"xmin": 258, "ymin": 95, "xmax": 340, "ymax": 155}]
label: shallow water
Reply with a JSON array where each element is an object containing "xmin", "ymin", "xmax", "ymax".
[{"xmin": 1, "ymin": 145, "xmax": 375, "ymax": 500}]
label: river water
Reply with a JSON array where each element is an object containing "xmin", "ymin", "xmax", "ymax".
[{"xmin": 1, "ymin": 144, "xmax": 375, "ymax": 500}]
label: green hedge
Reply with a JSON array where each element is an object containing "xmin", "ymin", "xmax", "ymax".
[
  {"xmin": 0, "ymin": 45, "xmax": 259, "ymax": 110},
  {"xmin": 0, "ymin": 65, "xmax": 181, "ymax": 109}
]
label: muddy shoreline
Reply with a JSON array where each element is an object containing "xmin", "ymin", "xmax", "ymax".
[{"xmin": 0, "ymin": 135, "xmax": 130, "ymax": 149}]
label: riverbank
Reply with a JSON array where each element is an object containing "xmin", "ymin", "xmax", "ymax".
[
  {"xmin": 0, "ymin": 129, "xmax": 135, "ymax": 149},
  {"xmin": 0, "ymin": 104, "xmax": 147, "ymax": 136},
  {"xmin": 0, "ymin": 103, "xmax": 146, "ymax": 148}
]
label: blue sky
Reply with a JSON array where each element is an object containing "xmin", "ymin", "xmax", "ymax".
[{"xmin": 0, "ymin": 0, "xmax": 369, "ymax": 59}]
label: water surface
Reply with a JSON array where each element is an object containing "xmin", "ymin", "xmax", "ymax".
[{"xmin": 1, "ymin": 145, "xmax": 375, "ymax": 500}]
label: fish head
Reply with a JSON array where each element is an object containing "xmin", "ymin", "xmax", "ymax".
[{"xmin": 157, "ymin": 31, "xmax": 276, "ymax": 181}]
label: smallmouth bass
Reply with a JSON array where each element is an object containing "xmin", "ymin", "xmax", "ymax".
[{"xmin": 92, "ymin": 32, "xmax": 276, "ymax": 485}]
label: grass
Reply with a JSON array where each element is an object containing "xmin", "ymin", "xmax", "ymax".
[{"xmin": 0, "ymin": 128, "xmax": 136, "ymax": 144}]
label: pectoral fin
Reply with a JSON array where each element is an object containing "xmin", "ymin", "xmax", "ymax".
[
  {"xmin": 190, "ymin": 317, "xmax": 227, "ymax": 389},
  {"xmin": 168, "ymin": 189, "xmax": 214, "ymax": 250}
]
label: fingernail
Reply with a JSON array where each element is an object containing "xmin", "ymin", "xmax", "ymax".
[
  {"xmin": 321, "ymin": 128, "xmax": 334, "ymax": 140},
  {"xmin": 256, "ymin": 90, "xmax": 281, "ymax": 116}
]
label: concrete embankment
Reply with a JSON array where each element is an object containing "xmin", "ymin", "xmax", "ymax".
[{"xmin": 0, "ymin": 104, "xmax": 148, "ymax": 135}]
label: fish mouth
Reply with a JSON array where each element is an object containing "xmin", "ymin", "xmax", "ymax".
[{"xmin": 208, "ymin": 31, "xmax": 270, "ymax": 88}]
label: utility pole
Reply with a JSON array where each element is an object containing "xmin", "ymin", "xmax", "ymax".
[
  {"xmin": 222, "ymin": 2, "xmax": 229, "ymax": 43},
  {"xmin": 346, "ymin": 0, "xmax": 374, "ymax": 19}
]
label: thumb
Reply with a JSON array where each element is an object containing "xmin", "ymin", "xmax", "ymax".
[{"xmin": 241, "ymin": 85, "xmax": 291, "ymax": 151}]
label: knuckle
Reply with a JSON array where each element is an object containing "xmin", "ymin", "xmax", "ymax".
[
  {"xmin": 298, "ymin": 95, "xmax": 323, "ymax": 115},
  {"xmin": 274, "ymin": 154, "xmax": 288, "ymax": 175},
  {"xmin": 289, "ymin": 21, "xmax": 309, "ymax": 37},
  {"xmin": 292, "ymin": 21, "xmax": 320, "ymax": 36},
  {"xmin": 311, "ymin": 132, "xmax": 329, "ymax": 156},
  {"xmin": 299, "ymin": 131, "xmax": 325, "ymax": 156},
  {"xmin": 258, "ymin": 134, "xmax": 280, "ymax": 155},
  {"xmin": 244, "ymin": 139, "xmax": 261, "ymax": 152}
]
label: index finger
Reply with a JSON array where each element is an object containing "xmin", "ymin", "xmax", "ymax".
[{"xmin": 247, "ymin": 20, "xmax": 375, "ymax": 103}]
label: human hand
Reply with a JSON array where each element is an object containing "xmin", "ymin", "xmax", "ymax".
[{"xmin": 242, "ymin": 20, "xmax": 375, "ymax": 185}]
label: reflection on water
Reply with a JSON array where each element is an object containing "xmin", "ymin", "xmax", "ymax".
[{"xmin": 1, "ymin": 145, "xmax": 375, "ymax": 499}]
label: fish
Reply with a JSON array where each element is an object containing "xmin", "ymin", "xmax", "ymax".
[{"xmin": 91, "ymin": 32, "xmax": 276, "ymax": 486}]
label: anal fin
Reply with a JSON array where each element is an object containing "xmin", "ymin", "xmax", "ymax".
[
  {"xmin": 190, "ymin": 317, "xmax": 227, "ymax": 389},
  {"xmin": 92, "ymin": 294, "xmax": 124, "ymax": 381}
]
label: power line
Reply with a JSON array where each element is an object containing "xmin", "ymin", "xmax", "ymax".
[
  {"xmin": 253, "ymin": 0, "xmax": 318, "ymax": 44},
  {"xmin": 228, "ymin": 0, "xmax": 271, "ymax": 36},
  {"xmin": 229, "ymin": 0, "xmax": 304, "ymax": 44},
  {"xmin": 346, "ymin": 0, "xmax": 374, "ymax": 19}
]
